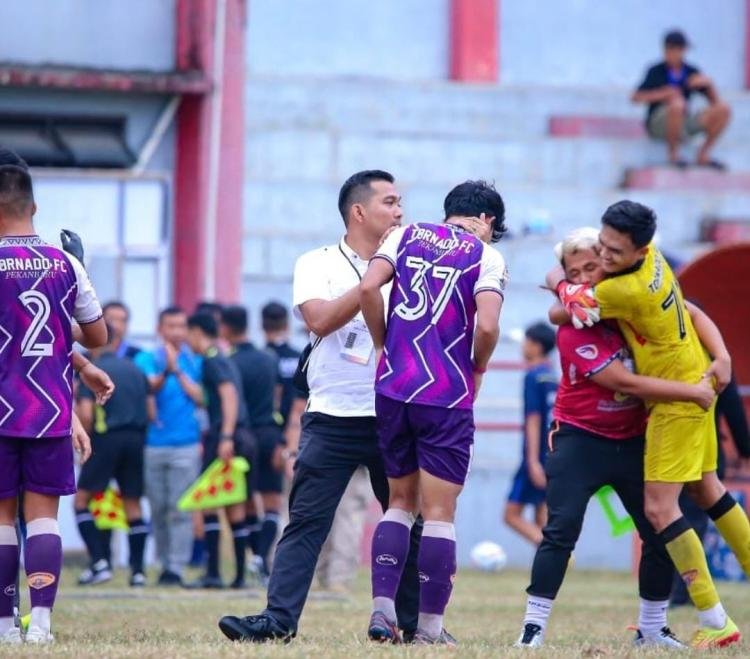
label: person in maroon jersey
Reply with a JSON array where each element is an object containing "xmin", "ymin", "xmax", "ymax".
[{"xmin": 514, "ymin": 227, "xmax": 716, "ymax": 650}]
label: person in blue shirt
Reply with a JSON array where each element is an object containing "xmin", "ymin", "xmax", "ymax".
[
  {"xmin": 504, "ymin": 322, "xmax": 558, "ymax": 545},
  {"xmin": 135, "ymin": 306, "xmax": 203, "ymax": 586}
]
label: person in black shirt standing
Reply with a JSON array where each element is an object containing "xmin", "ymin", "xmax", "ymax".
[
  {"xmin": 74, "ymin": 326, "xmax": 151, "ymax": 587},
  {"xmin": 102, "ymin": 301, "xmax": 141, "ymax": 360},
  {"xmin": 262, "ymin": 302, "xmax": 306, "ymax": 470},
  {"xmin": 632, "ymin": 30, "xmax": 731, "ymax": 169},
  {"xmin": 221, "ymin": 305, "xmax": 285, "ymax": 579},
  {"xmin": 186, "ymin": 313, "xmax": 253, "ymax": 589}
]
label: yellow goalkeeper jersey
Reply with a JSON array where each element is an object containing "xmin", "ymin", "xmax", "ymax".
[{"xmin": 592, "ymin": 244, "xmax": 709, "ymax": 403}]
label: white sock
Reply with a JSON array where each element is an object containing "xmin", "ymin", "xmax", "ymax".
[
  {"xmin": 373, "ymin": 596, "xmax": 397, "ymax": 622},
  {"xmin": 638, "ymin": 598, "xmax": 668, "ymax": 636},
  {"xmin": 524, "ymin": 595, "xmax": 554, "ymax": 632},
  {"xmin": 382, "ymin": 508, "xmax": 415, "ymax": 528},
  {"xmin": 29, "ymin": 606, "xmax": 51, "ymax": 632},
  {"xmin": 698, "ymin": 602, "xmax": 727, "ymax": 630},
  {"xmin": 0, "ymin": 616, "xmax": 14, "ymax": 633},
  {"xmin": 417, "ymin": 612, "xmax": 442, "ymax": 639}
]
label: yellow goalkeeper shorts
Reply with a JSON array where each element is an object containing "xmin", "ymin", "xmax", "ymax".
[{"xmin": 644, "ymin": 401, "xmax": 718, "ymax": 483}]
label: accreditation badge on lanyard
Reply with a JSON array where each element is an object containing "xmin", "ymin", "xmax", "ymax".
[
  {"xmin": 339, "ymin": 318, "xmax": 374, "ymax": 365},
  {"xmin": 336, "ymin": 242, "xmax": 374, "ymax": 365}
]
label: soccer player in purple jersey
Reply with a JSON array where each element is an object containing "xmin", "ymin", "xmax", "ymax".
[
  {"xmin": 0, "ymin": 159, "xmax": 106, "ymax": 644},
  {"xmin": 360, "ymin": 180, "xmax": 508, "ymax": 645}
]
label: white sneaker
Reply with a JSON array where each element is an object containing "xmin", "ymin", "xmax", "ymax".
[
  {"xmin": 633, "ymin": 626, "xmax": 686, "ymax": 649},
  {"xmin": 515, "ymin": 623, "xmax": 544, "ymax": 648},
  {"xmin": 0, "ymin": 627, "xmax": 22, "ymax": 645},
  {"xmin": 24, "ymin": 625, "xmax": 54, "ymax": 644},
  {"xmin": 79, "ymin": 558, "xmax": 113, "ymax": 585}
]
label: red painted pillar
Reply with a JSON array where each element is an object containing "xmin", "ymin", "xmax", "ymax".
[
  {"xmin": 174, "ymin": 0, "xmax": 246, "ymax": 310},
  {"xmin": 449, "ymin": 0, "xmax": 499, "ymax": 83}
]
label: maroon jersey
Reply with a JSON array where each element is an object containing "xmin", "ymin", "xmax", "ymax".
[{"xmin": 554, "ymin": 321, "xmax": 646, "ymax": 439}]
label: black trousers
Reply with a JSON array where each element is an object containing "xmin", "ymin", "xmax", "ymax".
[
  {"xmin": 263, "ymin": 412, "xmax": 421, "ymax": 632},
  {"xmin": 527, "ymin": 423, "xmax": 673, "ymax": 601}
]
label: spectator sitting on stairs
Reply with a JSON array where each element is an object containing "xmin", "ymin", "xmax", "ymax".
[{"xmin": 632, "ymin": 29, "xmax": 731, "ymax": 170}]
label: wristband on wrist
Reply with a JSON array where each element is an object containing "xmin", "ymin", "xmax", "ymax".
[
  {"xmin": 220, "ymin": 433, "xmax": 234, "ymax": 441},
  {"xmin": 473, "ymin": 364, "xmax": 487, "ymax": 374}
]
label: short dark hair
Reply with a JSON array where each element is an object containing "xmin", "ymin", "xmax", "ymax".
[
  {"xmin": 261, "ymin": 301, "xmax": 289, "ymax": 332},
  {"xmin": 601, "ymin": 200, "xmax": 657, "ymax": 249},
  {"xmin": 0, "ymin": 164, "xmax": 34, "ymax": 218},
  {"xmin": 220, "ymin": 305, "xmax": 248, "ymax": 335},
  {"xmin": 187, "ymin": 312, "xmax": 218, "ymax": 338},
  {"xmin": 194, "ymin": 300, "xmax": 224, "ymax": 320},
  {"xmin": 0, "ymin": 148, "xmax": 28, "ymax": 169},
  {"xmin": 337, "ymin": 170, "xmax": 395, "ymax": 225},
  {"xmin": 103, "ymin": 300, "xmax": 130, "ymax": 320},
  {"xmin": 158, "ymin": 305, "xmax": 185, "ymax": 323},
  {"xmin": 525, "ymin": 322, "xmax": 556, "ymax": 356},
  {"xmin": 664, "ymin": 29, "xmax": 688, "ymax": 48},
  {"xmin": 443, "ymin": 180, "xmax": 507, "ymax": 243}
]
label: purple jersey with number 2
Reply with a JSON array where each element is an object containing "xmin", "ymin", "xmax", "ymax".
[
  {"xmin": 0, "ymin": 235, "xmax": 102, "ymax": 438},
  {"xmin": 374, "ymin": 223, "xmax": 507, "ymax": 410}
]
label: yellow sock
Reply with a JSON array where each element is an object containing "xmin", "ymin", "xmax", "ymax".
[
  {"xmin": 661, "ymin": 519, "xmax": 719, "ymax": 611},
  {"xmin": 709, "ymin": 495, "xmax": 750, "ymax": 577}
]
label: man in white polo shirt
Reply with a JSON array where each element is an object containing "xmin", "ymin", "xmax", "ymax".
[{"xmin": 219, "ymin": 170, "xmax": 421, "ymax": 643}]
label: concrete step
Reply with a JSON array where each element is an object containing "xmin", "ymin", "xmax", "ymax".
[
  {"xmin": 244, "ymin": 179, "xmax": 750, "ymax": 261},
  {"xmin": 549, "ymin": 115, "xmax": 645, "ymax": 138},
  {"xmin": 624, "ymin": 167, "xmax": 750, "ymax": 191},
  {"xmin": 247, "ymin": 131, "xmax": 750, "ymax": 190},
  {"xmin": 699, "ymin": 217, "xmax": 750, "ymax": 243},
  {"xmin": 247, "ymin": 77, "xmax": 750, "ymax": 140}
]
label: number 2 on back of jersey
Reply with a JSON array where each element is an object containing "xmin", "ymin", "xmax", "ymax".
[
  {"xmin": 661, "ymin": 284, "xmax": 687, "ymax": 340},
  {"xmin": 394, "ymin": 256, "xmax": 460, "ymax": 323},
  {"xmin": 19, "ymin": 290, "xmax": 53, "ymax": 357}
]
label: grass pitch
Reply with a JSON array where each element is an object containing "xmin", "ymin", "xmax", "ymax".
[{"xmin": 4, "ymin": 564, "xmax": 749, "ymax": 657}]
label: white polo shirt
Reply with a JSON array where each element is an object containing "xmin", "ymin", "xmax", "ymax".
[{"xmin": 293, "ymin": 236, "xmax": 387, "ymax": 417}]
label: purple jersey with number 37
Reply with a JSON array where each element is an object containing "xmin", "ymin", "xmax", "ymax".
[
  {"xmin": 0, "ymin": 235, "xmax": 102, "ymax": 438},
  {"xmin": 374, "ymin": 223, "xmax": 507, "ymax": 410}
]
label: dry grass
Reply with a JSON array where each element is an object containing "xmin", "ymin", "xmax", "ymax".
[{"xmin": 3, "ymin": 564, "xmax": 750, "ymax": 658}]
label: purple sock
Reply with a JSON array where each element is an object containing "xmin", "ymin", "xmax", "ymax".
[
  {"xmin": 418, "ymin": 522, "xmax": 456, "ymax": 616},
  {"xmin": 24, "ymin": 518, "xmax": 62, "ymax": 610},
  {"xmin": 371, "ymin": 517, "xmax": 411, "ymax": 600},
  {"xmin": 0, "ymin": 526, "xmax": 19, "ymax": 619}
]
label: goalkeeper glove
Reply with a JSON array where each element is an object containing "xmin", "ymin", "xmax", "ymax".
[
  {"xmin": 556, "ymin": 281, "xmax": 600, "ymax": 329},
  {"xmin": 60, "ymin": 229, "xmax": 85, "ymax": 264}
]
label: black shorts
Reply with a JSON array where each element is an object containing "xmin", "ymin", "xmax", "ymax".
[
  {"xmin": 251, "ymin": 424, "xmax": 284, "ymax": 494},
  {"xmin": 77, "ymin": 428, "xmax": 145, "ymax": 499}
]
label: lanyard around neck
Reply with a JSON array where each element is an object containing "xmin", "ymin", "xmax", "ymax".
[{"xmin": 338, "ymin": 243, "xmax": 363, "ymax": 282}]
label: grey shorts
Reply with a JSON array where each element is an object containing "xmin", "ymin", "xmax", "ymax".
[{"xmin": 647, "ymin": 104, "xmax": 704, "ymax": 140}]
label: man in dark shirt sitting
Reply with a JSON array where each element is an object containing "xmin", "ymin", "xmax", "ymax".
[{"xmin": 632, "ymin": 29, "xmax": 731, "ymax": 169}]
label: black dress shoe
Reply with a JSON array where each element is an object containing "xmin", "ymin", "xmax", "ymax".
[{"xmin": 218, "ymin": 613, "xmax": 294, "ymax": 643}]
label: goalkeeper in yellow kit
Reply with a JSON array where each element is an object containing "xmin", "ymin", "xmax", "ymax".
[{"xmin": 549, "ymin": 200, "xmax": 749, "ymax": 649}]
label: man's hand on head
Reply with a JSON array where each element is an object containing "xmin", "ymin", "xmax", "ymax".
[{"xmin": 449, "ymin": 213, "xmax": 493, "ymax": 244}]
